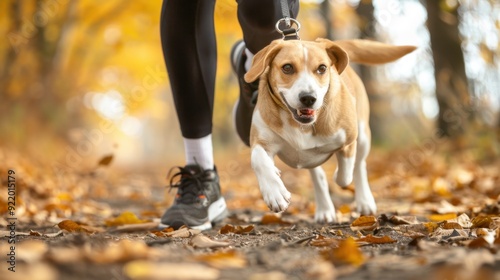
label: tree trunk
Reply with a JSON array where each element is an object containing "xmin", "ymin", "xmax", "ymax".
[
  {"xmin": 425, "ymin": 0, "xmax": 470, "ymax": 139},
  {"xmin": 355, "ymin": 1, "xmax": 383, "ymax": 142}
]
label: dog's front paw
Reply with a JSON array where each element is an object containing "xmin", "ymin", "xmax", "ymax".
[
  {"xmin": 314, "ymin": 209, "xmax": 337, "ymax": 224},
  {"xmin": 260, "ymin": 181, "xmax": 291, "ymax": 213},
  {"xmin": 355, "ymin": 193, "xmax": 377, "ymax": 215}
]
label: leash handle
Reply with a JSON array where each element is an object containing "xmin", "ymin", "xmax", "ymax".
[{"xmin": 276, "ymin": 0, "xmax": 301, "ymax": 40}]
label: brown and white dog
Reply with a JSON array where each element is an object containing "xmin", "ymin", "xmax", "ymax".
[{"xmin": 244, "ymin": 39, "xmax": 416, "ymax": 223}]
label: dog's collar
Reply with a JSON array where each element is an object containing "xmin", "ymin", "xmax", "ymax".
[{"xmin": 266, "ymin": 80, "xmax": 288, "ymax": 111}]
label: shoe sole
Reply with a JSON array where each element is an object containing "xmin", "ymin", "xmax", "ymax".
[{"xmin": 158, "ymin": 197, "xmax": 228, "ymax": 231}]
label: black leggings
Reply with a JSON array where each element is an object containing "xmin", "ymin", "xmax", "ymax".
[{"xmin": 160, "ymin": 0, "xmax": 299, "ymax": 138}]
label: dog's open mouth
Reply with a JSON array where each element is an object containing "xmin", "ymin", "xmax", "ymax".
[{"xmin": 294, "ymin": 108, "xmax": 316, "ymax": 123}]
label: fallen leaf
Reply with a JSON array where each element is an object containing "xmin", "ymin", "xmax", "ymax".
[
  {"xmin": 389, "ymin": 215, "xmax": 420, "ymax": 225},
  {"xmin": 467, "ymin": 237, "xmax": 491, "ymax": 249},
  {"xmin": 165, "ymin": 226, "xmax": 201, "ymax": 238},
  {"xmin": 111, "ymin": 222, "xmax": 159, "ymax": 233},
  {"xmin": 428, "ymin": 213, "xmax": 457, "ymax": 222},
  {"xmin": 430, "ymin": 228, "xmax": 468, "ymax": 242},
  {"xmin": 321, "ymin": 237, "xmax": 365, "ymax": 267},
  {"xmin": 455, "ymin": 213, "xmax": 472, "ymax": 228},
  {"xmin": 261, "ymin": 213, "xmax": 291, "ymax": 225},
  {"xmin": 219, "ymin": 224, "xmax": 255, "ymax": 234},
  {"xmin": 441, "ymin": 221, "xmax": 463, "ymax": 230},
  {"xmin": 57, "ymin": 220, "xmax": 94, "ymax": 233},
  {"xmin": 190, "ymin": 234, "xmax": 230, "ymax": 249},
  {"xmin": 338, "ymin": 204, "xmax": 351, "ymax": 214},
  {"xmin": 97, "ymin": 154, "xmax": 114, "ymax": 166},
  {"xmin": 471, "ymin": 216, "xmax": 493, "ymax": 229},
  {"xmin": 105, "ymin": 211, "xmax": 150, "ymax": 226},
  {"xmin": 30, "ymin": 230, "xmax": 42, "ymax": 236},
  {"xmin": 475, "ymin": 228, "xmax": 496, "ymax": 244},
  {"xmin": 350, "ymin": 216, "xmax": 378, "ymax": 231},
  {"xmin": 423, "ymin": 222, "xmax": 440, "ymax": 233},
  {"xmin": 356, "ymin": 234, "xmax": 397, "ymax": 244},
  {"xmin": 124, "ymin": 261, "xmax": 220, "ymax": 280},
  {"xmin": 310, "ymin": 234, "xmax": 340, "ymax": 247},
  {"xmin": 194, "ymin": 250, "xmax": 247, "ymax": 269},
  {"xmin": 85, "ymin": 239, "xmax": 151, "ymax": 264}
]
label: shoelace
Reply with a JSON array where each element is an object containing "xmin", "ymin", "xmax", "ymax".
[{"xmin": 167, "ymin": 166, "xmax": 205, "ymax": 204}]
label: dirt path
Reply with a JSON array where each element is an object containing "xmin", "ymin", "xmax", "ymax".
[{"xmin": 1, "ymin": 149, "xmax": 499, "ymax": 279}]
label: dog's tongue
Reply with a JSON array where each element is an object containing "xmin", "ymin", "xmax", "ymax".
[{"xmin": 299, "ymin": 108, "xmax": 315, "ymax": 116}]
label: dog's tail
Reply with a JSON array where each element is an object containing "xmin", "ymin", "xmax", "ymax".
[{"xmin": 334, "ymin": 39, "xmax": 416, "ymax": 65}]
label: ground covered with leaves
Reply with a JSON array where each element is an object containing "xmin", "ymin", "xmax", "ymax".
[{"xmin": 1, "ymin": 147, "xmax": 499, "ymax": 280}]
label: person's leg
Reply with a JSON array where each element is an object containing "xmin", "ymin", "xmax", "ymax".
[
  {"xmin": 232, "ymin": 0, "xmax": 299, "ymax": 145},
  {"xmin": 160, "ymin": 0, "xmax": 227, "ymax": 230},
  {"xmin": 238, "ymin": 0, "xmax": 300, "ymax": 54},
  {"xmin": 160, "ymin": 0, "xmax": 216, "ymax": 170}
]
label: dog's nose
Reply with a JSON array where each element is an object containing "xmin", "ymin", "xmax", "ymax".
[{"xmin": 299, "ymin": 93, "xmax": 316, "ymax": 107}]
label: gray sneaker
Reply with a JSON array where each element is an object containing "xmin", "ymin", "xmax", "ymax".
[{"xmin": 159, "ymin": 165, "xmax": 228, "ymax": 231}]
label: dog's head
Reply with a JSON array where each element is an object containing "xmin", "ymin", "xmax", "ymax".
[{"xmin": 245, "ymin": 39, "xmax": 348, "ymax": 125}]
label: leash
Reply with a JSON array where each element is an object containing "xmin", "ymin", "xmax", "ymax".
[{"xmin": 276, "ymin": 0, "xmax": 301, "ymax": 40}]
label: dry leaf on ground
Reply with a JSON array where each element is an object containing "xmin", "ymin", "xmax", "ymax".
[
  {"xmin": 105, "ymin": 211, "xmax": 150, "ymax": 226},
  {"xmin": 321, "ymin": 237, "xmax": 365, "ymax": 267},
  {"xmin": 57, "ymin": 220, "xmax": 95, "ymax": 234},
  {"xmin": 124, "ymin": 261, "xmax": 220, "ymax": 280},
  {"xmin": 84, "ymin": 239, "xmax": 152, "ymax": 264},
  {"xmin": 261, "ymin": 213, "xmax": 291, "ymax": 225},
  {"xmin": 350, "ymin": 216, "xmax": 378, "ymax": 231},
  {"xmin": 219, "ymin": 224, "xmax": 255, "ymax": 234},
  {"xmin": 190, "ymin": 234, "xmax": 231, "ymax": 249},
  {"xmin": 194, "ymin": 250, "xmax": 247, "ymax": 269},
  {"xmin": 309, "ymin": 234, "xmax": 340, "ymax": 247},
  {"xmin": 356, "ymin": 234, "xmax": 397, "ymax": 244}
]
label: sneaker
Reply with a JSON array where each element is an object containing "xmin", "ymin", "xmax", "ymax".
[
  {"xmin": 159, "ymin": 165, "xmax": 228, "ymax": 231},
  {"xmin": 231, "ymin": 40, "xmax": 259, "ymax": 147}
]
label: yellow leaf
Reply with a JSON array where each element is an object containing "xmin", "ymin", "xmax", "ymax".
[
  {"xmin": 423, "ymin": 222, "xmax": 439, "ymax": 233},
  {"xmin": 194, "ymin": 250, "xmax": 247, "ymax": 269},
  {"xmin": 321, "ymin": 237, "xmax": 365, "ymax": 267},
  {"xmin": 428, "ymin": 213, "xmax": 457, "ymax": 222},
  {"xmin": 105, "ymin": 211, "xmax": 150, "ymax": 226},
  {"xmin": 338, "ymin": 204, "xmax": 351, "ymax": 214},
  {"xmin": 350, "ymin": 215, "xmax": 378, "ymax": 231}
]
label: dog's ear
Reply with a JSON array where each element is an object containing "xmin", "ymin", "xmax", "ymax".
[
  {"xmin": 244, "ymin": 40, "xmax": 283, "ymax": 83},
  {"xmin": 317, "ymin": 39, "xmax": 349, "ymax": 74}
]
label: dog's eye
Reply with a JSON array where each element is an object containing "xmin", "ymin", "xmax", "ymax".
[
  {"xmin": 282, "ymin": 64, "xmax": 294, "ymax": 74},
  {"xmin": 317, "ymin": 64, "xmax": 327, "ymax": 74}
]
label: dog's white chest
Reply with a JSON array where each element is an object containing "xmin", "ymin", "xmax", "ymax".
[{"xmin": 277, "ymin": 126, "xmax": 346, "ymax": 169}]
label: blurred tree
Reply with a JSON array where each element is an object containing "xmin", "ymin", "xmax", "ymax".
[
  {"xmin": 425, "ymin": 0, "xmax": 471, "ymax": 141},
  {"xmin": 354, "ymin": 0, "xmax": 384, "ymax": 143}
]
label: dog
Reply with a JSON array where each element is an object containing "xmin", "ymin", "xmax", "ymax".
[{"xmin": 244, "ymin": 38, "xmax": 416, "ymax": 223}]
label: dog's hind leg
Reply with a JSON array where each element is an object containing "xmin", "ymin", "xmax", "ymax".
[
  {"xmin": 310, "ymin": 167, "xmax": 337, "ymax": 223},
  {"xmin": 353, "ymin": 121, "xmax": 376, "ymax": 215}
]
